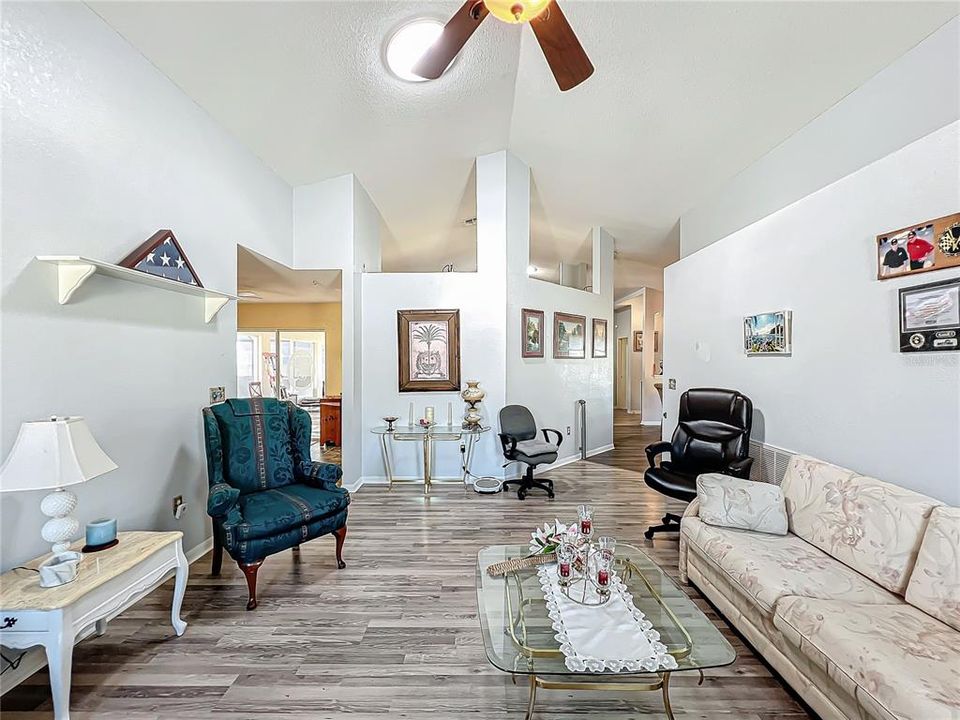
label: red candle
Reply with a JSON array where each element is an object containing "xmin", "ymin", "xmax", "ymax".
[
  {"xmin": 597, "ymin": 569, "xmax": 609, "ymax": 586},
  {"xmin": 559, "ymin": 562, "xmax": 571, "ymax": 578},
  {"xmin": 580, "ymin": 519, "xmax": 592, "ymax": 535}
]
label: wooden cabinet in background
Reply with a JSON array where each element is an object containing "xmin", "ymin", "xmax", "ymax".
[{"xmin": 319, "ymin": 397, "xmax": 342, "ymax": 447}]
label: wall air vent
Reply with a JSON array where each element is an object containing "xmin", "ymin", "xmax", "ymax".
[{"xmin": 748, "ymin": 440, "xmax": 796, "ymax": 486}]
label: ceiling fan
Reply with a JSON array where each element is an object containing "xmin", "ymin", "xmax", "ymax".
[{"xmin": 413, "ymin": 0, "xmax": 594, "ymax": 91}]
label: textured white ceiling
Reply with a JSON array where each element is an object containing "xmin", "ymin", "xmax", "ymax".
[{"xmin": 91, "ymin": 1, "xmax": 957, "ymax": 269}]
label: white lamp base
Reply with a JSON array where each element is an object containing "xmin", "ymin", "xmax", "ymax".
[{"xmin": 40, "ymin": 487, "xmax": 80, "ymax": 554}]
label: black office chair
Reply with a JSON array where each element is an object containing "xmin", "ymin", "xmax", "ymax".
[
  {"xmin": 498, "ymin": 405, "xmax": 563, "ymax": 500},
  {"xmin": 643, "ymin": 388, "xmax": 754, "ymax": 539}
]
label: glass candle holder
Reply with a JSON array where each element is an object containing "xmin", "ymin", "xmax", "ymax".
[
  {"xmin": 598, "ymin": 536, "xmax": 617, "ymax": 562},
  {"xmin": 596, "ymin": 553, "xmax": 612, "ymax": 594},
  {"xmin": 577, "ymin": 504, "xmax": 594, "ymax": 539},
  {"xmin": 556, "ymin": 541, "xmax": 574, "ymax": 587}
]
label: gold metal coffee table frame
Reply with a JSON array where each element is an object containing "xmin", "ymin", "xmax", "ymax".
[{"xmin": 477, "ymin": 545, "xmax": 735, "ymax": 720}]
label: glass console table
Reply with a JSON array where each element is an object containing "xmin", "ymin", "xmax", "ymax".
[{"xmin": 370, "ymin": 424, "xmax": 490, "ymax": 495}]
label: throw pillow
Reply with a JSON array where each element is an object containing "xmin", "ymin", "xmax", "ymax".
[{"xmin": 696, "ymin": 472, "xmax": 788, "ymax": 535}]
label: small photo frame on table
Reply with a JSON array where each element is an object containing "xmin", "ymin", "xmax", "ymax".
[
  {"xmin": 877, "ymin": 213, "xmax": 960, "ymax": 280},
  {"xmin": 553, "ymin": 312, "xmax": 586, "ymax": 359},
  {"xmin": 522, "ymin": 308, "xmax": 545, "ymax": 358},
  {"xmin": 398, "ymin": 309, "xmax": 461, "ymax": 392},
  {"xmin": 899, "ymin": 277, "xmax": 960, "ymax": 353},
  {"xmin": 633, "ymin": 330, "xmax": 643, "ymax": 353},
  {"xmin": 592, "ymin": 319, "xmax": 607, "ymax": 358}
]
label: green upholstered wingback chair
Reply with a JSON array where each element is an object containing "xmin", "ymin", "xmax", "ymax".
[{"xmin": 202, "ymin": 398, "xmax": 349, "ymax": 609}]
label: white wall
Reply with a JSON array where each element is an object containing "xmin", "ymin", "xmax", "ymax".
[
  {"xmin": 507, "ymin": 174, "xmax": 615, "ymax": 468},
  {"xmin": 0, "ymin": 2, "xmax": 292, "ymax": 570},
  {"xmin": 358, "ymin": 152, "xmax": 509, "ymax": 483},
  {"xmin": 680, "ymin": 17, "xmax": 960, "ymax": 257},
  {"xmin": 665, "ymin": 121, "xmax": 960, "ymax": 503},
  {"xmin": 292, "ymin": 174, "xmax": 382, "ymax": 485}
]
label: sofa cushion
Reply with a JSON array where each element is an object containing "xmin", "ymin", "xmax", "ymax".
[
  {"xmin": 682, "ymin": 517, "xmax": 899, "ymax": 616},
  {"xmin": 233, "ymin": 483, "xmax": 350, "ymax": 542},
  {"xmin": 905, "ymin": 506, "xmax": 960, "ymax": 632},
  {"xmin": 780, "ymin": 455, "xmax": 941, "ymax": 595},
  {"xmin": 775, "ymin": 596, "xmax": 960, "ymax": 720},
  {"xmin": 696, "ymin": 472, "xmax": 788, "ymax": 535}
]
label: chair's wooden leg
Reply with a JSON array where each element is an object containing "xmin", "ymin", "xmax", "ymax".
[
  {"xmin": 333, "ymin": 526, "xmax": 347, "ymax": 569},
  {"xmin": 239, "ymin": 560, "xmax": 263, "ymax": 610},
  {"xmin": 211, "ymin": 529, "xmax": 223, "ymax": 576}
]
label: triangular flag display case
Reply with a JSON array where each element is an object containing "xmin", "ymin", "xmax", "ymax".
[
  {"xmin": 37, "ymin": 230, "xmax": 237, "ymax": 323},
  {"xmin": 118, "ymin": 229, "xmax": 203, "ymax": 287}
]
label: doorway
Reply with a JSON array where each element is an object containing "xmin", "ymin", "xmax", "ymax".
[
  {"xmin": 615, "ymin": 337, "xmax": 629, "ymax": 409},
  {"xmin": 236, "ymin": 246, "xmax": 343, "ymax": 465}
]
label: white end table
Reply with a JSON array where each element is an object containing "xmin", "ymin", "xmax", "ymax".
[{"xmin": 0, "ymin": 531, "xmax": 188, "ymax": 720}]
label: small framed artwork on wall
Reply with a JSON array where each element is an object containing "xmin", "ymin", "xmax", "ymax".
[
  {"xmin": 592, "ymin": 319, "xmax": 607, "ymax": 358},
  {"xmin": 398, "ymin": 309, "xmax": 461, "ymax": 392},
  {"xmin": 553, "ymin": 312, "xmax": 586, "ymax": 359},
  {"xmin": 898, "ymin": 277, "xmax": 959, "ymax": 352},
  {"xmin": 521, "ymin": 308, "xmax": 545, "ymax": 358},
  {"xmin": 744, "ymin": 310, "xmax": 792, "ymax": 356},
  {"xmin": 877, "ymin": 212, "xmax": 960, "ymax": 280},
  {"xmin": 633, "ymin": 330, "xmax": 643, "ymax": 352}
]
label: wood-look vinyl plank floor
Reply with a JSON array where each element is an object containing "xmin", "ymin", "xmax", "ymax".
[{"xmin": 1, "ymin": 412, "xmax": 814, "ymax": 718}]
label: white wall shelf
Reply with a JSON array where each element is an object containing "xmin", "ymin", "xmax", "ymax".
[{"xmin": 36, "ymin": 255, "xmax": 238, "ymax": 323}]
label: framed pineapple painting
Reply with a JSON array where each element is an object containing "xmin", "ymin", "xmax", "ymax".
[{"xmin": 397, "ymin": 309, "xmax": 461, "ymax": 392}]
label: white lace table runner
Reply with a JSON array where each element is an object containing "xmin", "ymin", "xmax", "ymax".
[{"xmin": 537, "ymin": 563, "xmax": 679, "ymax": 673}]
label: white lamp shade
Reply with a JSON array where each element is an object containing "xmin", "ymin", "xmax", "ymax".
[{"xmin": 0, "ymin": 417, "xmax": 117, "ymax": 493}]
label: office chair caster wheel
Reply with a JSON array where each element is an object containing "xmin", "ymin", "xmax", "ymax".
[
  {"xmin": 644, "ymin": 528, "xmax": 655, "ymax": 540},
  {"xmin": 518, "ymin": 488, "xmax": 527, "ymax": 500},
  {"xmin": 547, "ymin": 491, "xmax": 555, "ymax": 499}
]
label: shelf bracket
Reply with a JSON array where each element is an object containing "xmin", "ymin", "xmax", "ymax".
[
  {"xmin": 204, "ymin": 296, "xmax": 230, "ymax": 323},
  {"xmin": 56, "ymin": 263, "xmax": 97, "ymax": 304}
]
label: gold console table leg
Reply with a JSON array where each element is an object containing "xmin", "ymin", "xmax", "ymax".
[{"xmin": 422, "ymin": 432, "xmax": 432, "ymax": 496}]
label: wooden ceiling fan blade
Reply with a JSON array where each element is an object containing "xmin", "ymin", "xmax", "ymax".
[
  {"xmin": 530, "ymin": 1, "xmax": 594, "ymax": 91},
  {"xmin": 412, "ymin": 1, "xmax": 489, "ymax": 80}
]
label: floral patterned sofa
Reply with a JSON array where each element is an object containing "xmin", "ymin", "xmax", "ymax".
[{"xmin": 679, "ymin": 454, "xmax": 959, "ymax": 720}]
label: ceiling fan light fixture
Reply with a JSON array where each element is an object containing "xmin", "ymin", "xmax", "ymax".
[
  {"xmin": 484, "ymin": 0, "xmax": 552, "ymax": 23},
  {"xmin": 385, "ymin": 18, "xmax": 446, "ymax": 82}
]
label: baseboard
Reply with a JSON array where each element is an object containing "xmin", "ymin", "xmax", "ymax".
[
  {"xmin": 346, "ymin": 476, "xmax": 472, "ymax": 492},
  {"xmin": 186, "ymin": 536, "xmax": 214, "ymax": 565},
  {"xmin": 586, "ymin": 443, "xmax": 615, "ymax": 457}
]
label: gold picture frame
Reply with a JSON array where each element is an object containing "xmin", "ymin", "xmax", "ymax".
[{"xmin": 398, "ymin": 309, "xmax": 461, "ymax": 392}]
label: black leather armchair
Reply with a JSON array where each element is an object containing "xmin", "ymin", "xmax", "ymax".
[
  {"xmin": 644, "ymin": 388, "xmax": 753, "ymax": 539},
  {"xmin": 498, "ymin": 405, "xmax": 562, "ymax": 500}
]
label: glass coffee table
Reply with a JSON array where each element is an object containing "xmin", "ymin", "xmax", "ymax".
[{"xmin": 476, "ymin": 544, "xmax": 736, "ymax": 719}]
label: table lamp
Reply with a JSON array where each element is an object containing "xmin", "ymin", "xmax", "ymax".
[{"xmin": 0, "ymin": 416, "xmax": 117, "ymax": 554}]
